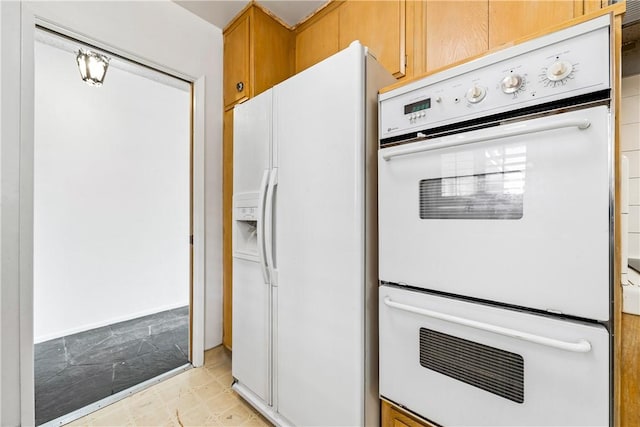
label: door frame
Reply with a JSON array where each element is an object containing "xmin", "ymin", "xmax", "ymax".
[{"xmin": 2, "ymin": 2, "xmax": 220, "ymax": 424}]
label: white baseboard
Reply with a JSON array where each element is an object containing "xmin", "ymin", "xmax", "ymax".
[{"xmin": 34, "ymin": 301, "xmax": 189, "ymax": 344}]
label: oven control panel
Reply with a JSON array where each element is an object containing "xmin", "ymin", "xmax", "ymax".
[{"xmin": 379, "ymin": 15, "xmax": 610, "ymax": 141}]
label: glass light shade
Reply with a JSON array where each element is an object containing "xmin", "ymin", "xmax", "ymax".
[{"xmin": 76, "ymin": 49, "xmax": 110, "ymax": 87}]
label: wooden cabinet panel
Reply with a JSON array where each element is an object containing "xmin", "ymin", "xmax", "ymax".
[
  {"xmin": 222, "ymin": 108, "xmax": 234, "ymax": 350},
  {"xmin": 294, "ymin": 0, "xmax": 408, "ymax": 77},
  {"xmin": 224, "ymin": 15, "xmax": 250, "ymax": 107},
  {"xmin": 253, "ymin": 7, "xmax": 294, "ymax": 97},
  {"xmin": 381, "ymin": 400, "xmax": 437, "ymax": 427},
  {"xmin": 621, "ymin": 313, "xmax": 640, "ymax": 427},
  {"xmin": 425, "ymin": 1, "xmax": 488, "ymax": 72},
  {"xmin": 339, "ymin": 0, "xmax": 406, "ymax": 77},
  {"xmin": 223, "ymin": 5, "xmax": 293, "ymax": 348},
  {"xmin": 404, "ymin": 0, "xmax": 425, "ymax": 78},
  {"xmin": 295, "ymin": 7, "xmax": 340, "ymax": 73},
  {"xmin": 583, "ymin": 0, "xmax": 605, "ymax": 15},
  {"xmin": 489, "ymin": 0, "xmax": 575, "ymax": 49}
]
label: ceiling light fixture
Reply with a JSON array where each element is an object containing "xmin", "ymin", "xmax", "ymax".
[{"xmin": 76, "ymin": 49, "xmax": 110, "ymax": 87}]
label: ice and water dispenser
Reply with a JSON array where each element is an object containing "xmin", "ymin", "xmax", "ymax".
[{"xmin": 233, "ymin": 192, "xmax": 260, "ymax": 261}]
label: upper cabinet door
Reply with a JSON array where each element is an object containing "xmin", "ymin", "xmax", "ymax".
[
  {"xmin": 224, "ymin": 14, "xmax": 250, "ymax": 108},
  {"xmin": 295, "ymin": 8, "xmax": 340, "ymax": 73},
  {"xmin": 253, "ymin": 7, "xmax": 295, "ymax": 97},
  {"xmin": 425, "ymin": 1, "xmax": 488, "ymax": 72},
  {"xmin": 489, "ymin": 0, "xmax": 576, "ymax": 49},
  {"xmin": 339, "ymin": 0, "xmax": 406, "ymax": 78}
]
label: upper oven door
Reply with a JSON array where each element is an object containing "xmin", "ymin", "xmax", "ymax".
[{"xmin": 378, "ymin": 105, "xmax": 611, "ymax": 321}]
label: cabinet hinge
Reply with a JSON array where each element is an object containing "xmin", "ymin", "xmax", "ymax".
[{"xmin": 190, "ymin": 235, "xmax": 194, "ymax": 245}]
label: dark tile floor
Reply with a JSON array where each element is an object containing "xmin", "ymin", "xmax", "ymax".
[{"xmin": 35, "ymin": 306, "xmax": 189, "ymax": 425}]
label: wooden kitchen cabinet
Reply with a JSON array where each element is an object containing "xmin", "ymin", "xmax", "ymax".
[
  {"xmin": 222, "ymin": 108, "xmax": 234, "ymax": 349},
  {"xmin": 420, "ymin": 0, "xmax": 595, "ymax": 73},
  {"xmin": 425, "ymin": 1, "xmax": 489, "ymax": 72},
  {"xmin": 583, "ymin": 0, "xmax": 605, "ymax": 15},
  {"xmin": 251, "ymin": 7, "xmax": 295, "ymax": 97},
  {"xmin": 224, "ymin": 14, "xmax": 250, "ymax": 107},
  {"xmin": 295, "ymin": 5, "xmax": 340, "ymax": 73},
  {"xmin": 381, "ymin": 400, "xmax": 438, "ymax": 427},
  {"xmin": 621, "ymin": 313, "xmax": 640, "ymax": 426},
  {"xmin": 295, "ymin": 1, "xmax": 406, "ymax": 77},
  {"xmin": 339, "ymin": 0, "xmax": 406, "ymax": 77},
  {"xmin": 418, "ymin": 0, "xmax": 601, "ymax": 76},
  {"xmin": 222, "ymin": 5, "xmax": 294, "ymax": 348},
  {"xmin": 223, "ymin": 5, "xmax": 294, "ymax": 109},
  {"xmin": 488, "ymin": 0, "xmax": 576, "ymax": 49},
  {"xmin": 293, "ymin": 0, "xmax": 601, "ymax": 88}
]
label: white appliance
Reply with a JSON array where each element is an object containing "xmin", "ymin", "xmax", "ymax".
[
  {"xmin": 232, "ymin": 41, "xmax": 394, "ymax": 426},
  {"xmin": 378, "ymin": 15, "xmax": 613, "ymax": 427}
]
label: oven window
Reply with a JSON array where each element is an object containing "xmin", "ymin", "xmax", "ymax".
[
  {"xmin": 419, "ymin": 328, "xmax": 524, "ymax": 404},
  {"xmin": 419, "ymin": 171, "xmax": 524, "ymax": 220}
]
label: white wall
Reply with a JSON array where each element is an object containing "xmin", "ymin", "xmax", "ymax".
[
  {"xmin": 0, "ymin": 1, "xmax": 223, "ymax": 424},
  {"xmin": 33, "ymin": 38, "xmax": 191, "ymax": 342},
  {"xmin": 622, "ymin": 75, "xmax": 640, "ymax": 259}
]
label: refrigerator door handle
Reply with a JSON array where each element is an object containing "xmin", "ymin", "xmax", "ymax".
[
  {"xmin": 257, "ymin": 169, "xmax": 271, "ymax": 284},
  {"xmin": 265, "ymin": 168, "xmax": 278, "ymax": 286}
]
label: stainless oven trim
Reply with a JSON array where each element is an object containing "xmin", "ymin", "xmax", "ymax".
[{"xmin": 607, "ymin": 11, "xmax": 616, "ymax": 427}]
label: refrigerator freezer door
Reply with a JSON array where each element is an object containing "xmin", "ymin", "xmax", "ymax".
[
  {"xmin": 232, "ymin": 88, "xmax": 273, "ymax": 405},
  {"xmin": 273, "ymin": 43, "xmax": 366, "ymax": 426},
  {"xmin": 232, "ymin": 257, "xmax": 272, "ymax": 404},
  {"xmin": 234, "ymin": 89, "xmax": 272, "ymax": 194}
]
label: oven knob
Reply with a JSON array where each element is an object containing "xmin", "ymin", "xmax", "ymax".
[
  {"xmin": 501, "ymin": 74, "xmax": 523, "ymax": 94},
  {"xmin": 546, "ymin": 60, "xmax": 573, "ymax": 81},
  {"xmin": 466, "ymin": 85, "xmax": 486, "ymax": 104}
]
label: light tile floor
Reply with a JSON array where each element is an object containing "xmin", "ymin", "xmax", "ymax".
[{"xmin": 67, "ymin": 346, "xmax": 270, "ymax": 427}]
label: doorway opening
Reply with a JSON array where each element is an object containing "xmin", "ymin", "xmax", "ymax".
[{"xmin": 33, "ymin": 28, "xmax": 193, "ymax": 426}]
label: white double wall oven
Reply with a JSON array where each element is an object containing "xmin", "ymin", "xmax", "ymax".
[{"xmin": 378, "ymin": 15, "xmax": 614, "ymax": 427}]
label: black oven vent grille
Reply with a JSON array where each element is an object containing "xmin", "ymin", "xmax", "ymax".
[{"xmin": 419, "ymin": 328, "xmax": 524, "ymax": 404}]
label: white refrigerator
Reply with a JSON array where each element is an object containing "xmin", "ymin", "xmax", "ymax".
[{"xmin": 232, "ymin": 41, "xmax": 394, "ymax": 426}]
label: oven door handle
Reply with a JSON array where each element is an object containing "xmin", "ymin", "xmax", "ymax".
[
  {"xmin": 381, "ymin": 118, "xmax": 591, "ymax": 161},
  {"xmin": 383, "ymin": 297, "xmax": 592, "ymax": 353}
]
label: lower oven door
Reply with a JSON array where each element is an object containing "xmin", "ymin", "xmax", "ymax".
[
  {"xmin": 379, "ymin": 285, "xmax": 609, "ymax": 427},
  {"xmin": 378, "ymin": 105, "xmax": 611, "ymax": 321}
]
